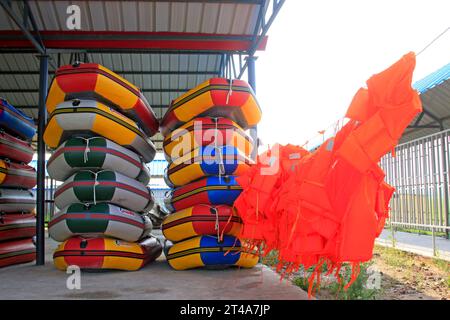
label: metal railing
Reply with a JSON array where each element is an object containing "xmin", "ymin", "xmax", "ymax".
[
  {"xmin": 385, "ymin": 221, "xmax": 450, "ymax": 257},
  {"xmin": 380, "ymin": 129, "xmax": 450, "ymax": 238}
]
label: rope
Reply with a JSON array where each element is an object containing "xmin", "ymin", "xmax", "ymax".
[
  {"xmin": 298, "ymin": 27, "xmax": 449, "ymax": 149},
  {"xmin": 213, "ymin": 118, "xmax": 225, "ymax": 182},
  {"xmin": 92, "ymin": 171, "xmax": 98, "ymax": 205},
  {"xmin": 87, "ymin": 169, "xmax": 105, "ymax": 205},
  {"xmin": 84, "ymin": 137, "xmax": 91, "ymax": 163},
  {"xmin": 416, "ymin": 26, "xmax": 450, "ymax": 57},
  {"xmin": 76, "ymin": 136, "xmax": 96, "ymax": 163},
  {"xmin": 211, "ymin": 206, "xmax": 221, "ymax": 241},
  {"xmin": 302, "ymin": 117, "xmax": 347, "ymax": 150},
  {"xmin": 226, "ymin": 57, "xmax": 233, "ymax": 104}
]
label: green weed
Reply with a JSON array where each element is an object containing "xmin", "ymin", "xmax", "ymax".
[{"xmin": 292, "ymin": 262, "xmax": 380, "ymax": 300}]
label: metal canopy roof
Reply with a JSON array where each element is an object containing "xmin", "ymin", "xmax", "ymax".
[
  {"xmin": 1, "ymin": 1, "xmax": 263, "ymax": 34},
  {"xmin": 401, "ymin": 62, "xmax": 450, "ymax": 143},
  {"xmin": 0, "ymin": 0, "xmax": 285, "ymax": 150}
]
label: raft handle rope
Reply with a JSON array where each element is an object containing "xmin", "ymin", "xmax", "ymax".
[
  {"xmin": 77, "ymin": 136, "xmax": 103, "ymax": 164},
  {"xmin": 225, "ymin": 56, "xmax": 234, "ymax": 105},
  {"xmin": 208, "ymin": 206, "xmax": 221, "ymax": 241},
  {"xmin": 87, "ymin": 169, "xmax": 106, "ymax": 205},
  {"xmin": 213, "ymin": 117, "xmax": 226, "ymax": 182}
]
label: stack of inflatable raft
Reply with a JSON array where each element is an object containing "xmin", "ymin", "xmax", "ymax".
[
  {"xmin": 160, "ymin": 78, "xmax": 261, "ymax": 270},
  {"xmin": 0, "ymin": 98, "xmax": 37, "ymax": 268},
  {"xmin": 44, "ymin": 63, "xmax": 162, "ymax": 271}
]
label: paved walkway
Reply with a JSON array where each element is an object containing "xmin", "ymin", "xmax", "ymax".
[
  {"xmin": 376, "ymin": 229, "xmax": 450, "ymax": 261},
  {"xmin": 0, "ymin": 231, "xmax": 309, "ymax": 300}
]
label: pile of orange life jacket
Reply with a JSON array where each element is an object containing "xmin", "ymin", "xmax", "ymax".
[{"xmin": 233, "ymin": 52, "xmax": 422, "ymax": 297}]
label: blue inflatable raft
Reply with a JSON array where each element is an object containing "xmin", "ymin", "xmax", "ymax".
[
  {"xmin": 0, "ymin": 99, "xmax": 36, "ymax": 140},
  {"xmin": 165, "ymin": 235, "xmax": 259, "ymax": 270}
]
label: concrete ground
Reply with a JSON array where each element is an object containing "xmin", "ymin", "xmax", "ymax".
[
  {"xmin": 376, "ymin": 229, "xmax": 450, "ymax": 261},
  {"xmin": 0, "ymin": 231, "xmax": 309, "ymax": 300}
]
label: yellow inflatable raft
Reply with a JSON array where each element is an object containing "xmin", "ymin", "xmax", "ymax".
[
  {"xmin": 163, "ymin": 117, "xmax": 254, "ymax": 161},
  {"xmin": 53, "ymin": 236, "xmax": 162, "ymax": 271},
  {"xmin": 160, "ymin": 78, "xmax": 262, "ymax": 136},
  {"xmin": 44, "ymin": 99, "xmax": 156, "ymax": 162}
]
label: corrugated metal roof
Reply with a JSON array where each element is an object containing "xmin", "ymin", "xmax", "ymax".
[
  {"xmin": 401, "ymin": 63, "xmax": 450, "ymax": 143},
  {"xmin": 0, "ymin": 1, "xmax": 262, "ymax": 34},
  {"xmin": 413, "ymin": 62, "xmax": 450, "ymax": 94}
]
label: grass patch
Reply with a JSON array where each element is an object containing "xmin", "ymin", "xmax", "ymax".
[
  {"xmin": 432, "ymin": 257, "xmax": 450, "ymax": 273},
  {"xmin": 292, "ymin": 262, "xmax": 380, "ymax": 300},
  {"xmin": 326, "ymin": 263, "xmax": 379, "ymax": 300},
  {"xmin": 432, "ymin": 258, "xmax": 450, "ymax": 289},
  {"xmin": 375, "ymin": 246, "xmax": 415, "ymax": 268},
  {"xmin": 262, "ymin": 245, "xmax": 449, "ymax": 299},
  {"xmin": 260, "ymin": 250, "xmax": 279, "ymax": 267},
  {"xmin": 293, "ymin": 276, "xmax": 309, "ymax": 291},
  {"xmin": 293, "ymin": 262, "xmax": 381, "ymax": 300},
  {"xmin": 262, "ymin": 251, "xmax": 381, "ymax": 299}
]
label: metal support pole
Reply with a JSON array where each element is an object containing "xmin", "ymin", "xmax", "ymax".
[
  {"xmin": 36, "ymin": 54, "xmax": 48, "ymax": 265},
  {"xmin": 247, "ymin": 55, "xmax": 258, "ymax": 160},
  {"xmin": 219, "ymin": 53, "xmax": 226, "ymax": 78},
  {"xmin": 431, "ymin": 226, "xmax": 437, "ymax": 256},
  {"xmin": 441, "ymin": 132, "xmax": 450, "ymax": 239},
  {"xmin": 390, "ymin": 220, "xmax": 396, "ymax": 248}
]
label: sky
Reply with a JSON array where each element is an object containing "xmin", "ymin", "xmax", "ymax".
[{"xmin": 255, "ymin": 0, "xmax": 450, "ymax": 149}]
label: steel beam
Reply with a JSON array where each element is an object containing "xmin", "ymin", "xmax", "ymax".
[
  {"xmin": 412, "ymin": 112, "xmax": 425, "ymax": 127},
  {"xmin": 36, "ymin": 54, "xmax": 48, "ymax": 265},
  {"xmin": 0, "ymin": 70, "xmax": 219, "ymax": 76},
  {"xmin": 0, "ymin": 88, "xmax": 191, "ymax": 93},
  {"xmin": 0, "ymin": 1, "xmax": 56, "ymax": 69},
  {"xmin": 0, "ymin": 0, "xmax": 45, "ymax": 54},
  {"xmin": 0, "ymin": 48, "xmax": 240, "ymax": 55},
  {"xmin": 407, "ymin": 124, "xmax": 442, "ymax": 129},
  {"xmin": 423, "ymin": 108, "xmax": 444, "ymax": 130},
  {"xmin": 0, "ymin": 30, "xmax": 268, "ymax": 52},
  {"xmin": 238, "ymin": 0, "xmax": 285, "ymax": 78}
]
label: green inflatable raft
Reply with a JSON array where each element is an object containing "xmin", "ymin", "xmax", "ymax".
[
  {"xmin": 47, "ymin": 136, "xmax": 151, "ymax": 184},
  {"xmin": 54, "ymin": 170, "xmax": 154, "ymax": 213}
]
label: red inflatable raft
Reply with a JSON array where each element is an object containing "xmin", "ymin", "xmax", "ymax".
[
  {"xmin": 0, "ymin": 213, "xmax": 36, "ymax": 241},
  {"xmin": 54, "ymin": 236, "xmax": 162, "ymax": 271},
  {"xmin": 46, "ymin": 63, "xmax": 159, "ymax": 137},
  {"xmin": 160, "ymin": 78, "xmax": 262, "ymax": 136},
  {"xmin": 0, "ymin": 131, "xmax": 34, "ymax": 164},
  {"xmin": 0, "ymin": 160, "xmax": 37, "ymax": 189},
  {"xmin": 0, "ymin": 237, "xmax": 36, "ymax": 268},
  {"xmin": 165, "ymin": 175, "xmax": 242, "ymax": 213},
  {"xmin": 162, "ymin": 204, "xmax": 242, "ymax": 242}
]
